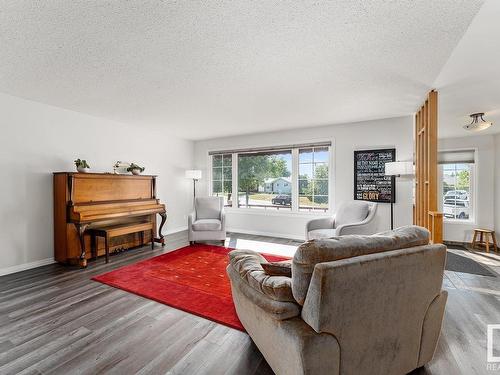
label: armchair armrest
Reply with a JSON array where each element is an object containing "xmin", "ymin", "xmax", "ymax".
[
  {"xmin": 335, "ymin": 203, "xmax": 377, "ymax": 236},
  {"xmin": 335, "ymin": 220, "xmax": 373, "ymax": 236},
  {"xmin": 220, "ymin": 209, "xmax": 226, "ymax": 230},
  {"xmin": 306, "ymin": 216, "xmax": 335, "ymax": 238},
  {"xmin": 227, "ymin": 249, "xmax": 299, "ymax": 320},
  {"xmin": 188, "ymin": 211, "xmax": 196, "ymax": 227},
  {"xmin": 306, "ymin": 216, "xmax": 335, "ymax": 232}
]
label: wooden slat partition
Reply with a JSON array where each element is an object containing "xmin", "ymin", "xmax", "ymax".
[{"xmin": 414, "ymin": 90, "xmax": 443, "ymax": 243}]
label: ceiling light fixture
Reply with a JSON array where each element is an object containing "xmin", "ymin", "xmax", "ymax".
[{"xmin": 463, "ymin": 112, "xmax": 492, "ymax": 131}]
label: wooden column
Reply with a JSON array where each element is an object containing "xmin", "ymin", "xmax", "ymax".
[{"xmin": 414, "ymin": 90, "xmax": 443, "ymax": 243}]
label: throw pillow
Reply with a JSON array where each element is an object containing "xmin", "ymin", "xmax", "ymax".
[{"xmin": 261, "ymin": 260, "xmax": 292, "ymax": 277}]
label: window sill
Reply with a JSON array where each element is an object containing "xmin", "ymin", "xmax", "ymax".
[
  {"xmin": 224, "ymin": 207, "xmax": 331, "ymax": 218},
  {"xmin": 443, "ymin": 219, "xmax": 476, "ymax": 225}
]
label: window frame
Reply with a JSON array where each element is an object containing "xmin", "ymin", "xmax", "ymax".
[
  {"xmin": 438, "ymin": 148, "xmax": 477, "ymax": 225},
  {"xmin": 210, "ymin": 153, "xmax": 233, "ymax": 207},
  {"xmin": 207, "ymin": 140, "xmax": 334, "ymax": 216}
]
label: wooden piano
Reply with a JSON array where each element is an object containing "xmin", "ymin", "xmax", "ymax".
[{"xmin": 53, "ymin": 172, "xmax": 166, "ymax": 267}]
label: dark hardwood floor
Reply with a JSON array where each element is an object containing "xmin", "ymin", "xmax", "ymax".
[{"xmin": 0, "ymin": 231, "xmax": 499, "ymax": 375}]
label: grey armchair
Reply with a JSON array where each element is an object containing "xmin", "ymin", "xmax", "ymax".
[
  {"xmin": 306, "ymin": 200, "xmax": 378, "ymax": 240},
  {"xmin": 188, "ymin": 197, "xmax": 226, "ymax": 245},
  {"xmin": 227, "ymin": 226, "xmax": 448, "ymax": 375}
]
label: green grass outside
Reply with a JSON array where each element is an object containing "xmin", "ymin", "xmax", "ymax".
[{"xmin": 237, "ymin": 192, "xmax": 327, "ymax": 207}]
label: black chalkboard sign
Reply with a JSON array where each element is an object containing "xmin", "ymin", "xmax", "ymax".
[{"xmin": 354, "ymin": 148, "xmax": 396, "ymax": 203}]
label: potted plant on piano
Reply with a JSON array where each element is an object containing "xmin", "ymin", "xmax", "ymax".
[
  {"xmin": 74, "ymin": 159, "xmax": 90, "ymax": 173},
  {"xmin": 127, "ymin": 163, "xmax": 145, "ymax": 175}
]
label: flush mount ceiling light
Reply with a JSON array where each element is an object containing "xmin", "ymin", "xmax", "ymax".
[{"xmin": 463, "ymin": 112, "xmax": 492, "ymax": 131}]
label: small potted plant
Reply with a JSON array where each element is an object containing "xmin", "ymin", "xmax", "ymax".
[
  {"xmin": 127, "ymin": 163, "xmax": 145, "ymax": 175},
  {"xmin": 74, "ymin": 159, "xmax": 90, "ymax": 173}
]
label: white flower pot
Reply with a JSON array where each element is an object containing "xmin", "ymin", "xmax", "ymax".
[
  {"xmin": 77, "ymin": 166, "xmax": 90, "ymax": 173},
  {"xmin": 131, "ymin": 168, "xmax": 142, "ymax": 175}
]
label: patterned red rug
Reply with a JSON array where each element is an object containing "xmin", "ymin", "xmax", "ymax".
[{"xmin": 92, "ymin": 244, "xmax": 289, "ymax": 331}]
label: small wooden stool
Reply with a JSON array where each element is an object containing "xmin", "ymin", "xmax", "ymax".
[{"xmin": 472, "ymin": 229, "xmax": 498, "ymax": 253}]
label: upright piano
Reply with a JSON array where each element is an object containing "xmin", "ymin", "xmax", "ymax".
[{"xmin": 53, "ymin": 172, "xmax": 166, "ymax": 267}]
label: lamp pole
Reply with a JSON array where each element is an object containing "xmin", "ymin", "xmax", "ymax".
[
  {"xmin": 193, "ymin": 178, "xmax": 198, "ymax": 200},
  {"xmin": 185, "ymin": 170, "xmax": 202, "ymax": 204}
]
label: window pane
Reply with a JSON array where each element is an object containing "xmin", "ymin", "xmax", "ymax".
[
  {"xmin": 441, "ymin": 162, "xmax": 472, "ymax": 221},
  {"xmin": 223, "ymin": 167, "xmax": 232, "ymax": 180},
  {"xmin": 238, "ymin": 151, "xmax": 292, "ymax": 210},
  {"xmin": 298, "ymin": 179, "xmax": 309, "ymax": 195},
  {"xmin": 299, "ymin": 164, "xmax": 313, "ymax": 178},
  {"xmin": 299, "ymin": 148, "xmax": 313, "ymax": 163},
  {"xmin": 314, "ymin": 163, "xmax": 328, "ymax": 178},
  {"xmin": 212, "ymin": 167, "xmax": 222, "ymax": 180},
  {"xmin": 314, "ymin": 147, "xmax": 329, "ymax": 162},
  {"xmin": 213, "ymin": 155, "xmax": 222, "ymax": 167},
  {"xmin": 313, "ymin": 195, "xmax": 329, "ymax": 205},
  {"xmin": 212, "ymin": 181, "xmax": 222, "ymax": 193},
  {"xmin": 315, "ymin": 180, "xmax": 328, "ymax": 195},
  {"xmin": 299, "ymin": 147, "xmax": 330, "ymax": 212},
  {"xmin": 211, "ymin": 154, "xmax": 232, "ymax": 206}
]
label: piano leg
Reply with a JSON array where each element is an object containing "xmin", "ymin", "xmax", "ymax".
[
  {"xmin": 75, "ymin": 223, "xmax": 89, "ymax": 268},
  {"xmin": 157, "ymin": 212, "xmax": 167, "ymax": 247}
]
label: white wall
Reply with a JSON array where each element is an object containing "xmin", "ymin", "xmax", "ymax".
[
  {"xmin": 194, "ymin": 116, "xmax": 414, "ymax": 240},
  {"xmin": 495, "ymin": 134, "xmax": 500, "ymax": 237},
  {"xmin": 0, "ymin": 92, "xmax": 194, "ymax": 274},
  {"xmin": 439, "ymin": 135, "xmax": 496, "ymax": 242}
]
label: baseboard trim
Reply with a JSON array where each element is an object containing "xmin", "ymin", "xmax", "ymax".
[
  {"xmin": 165, "ymin": 226, "xmax": 188, "ymax": 235},
  {"xmin": 0, "ymin": 227, "xmax": 188, "ymax": 277},
  {"xmin": 444, "ymin": 240, "xmax": 471, "ymax": 248},
  {"xmin": 227, "ymin": 227, "xmax": 305, "ymax": 241},
  {"xmin": 0, "ymin": 257, "xmax": 56, "ymax": 277}
]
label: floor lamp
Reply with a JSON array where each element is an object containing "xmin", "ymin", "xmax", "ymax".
[
  {"xmin": 185, "ymin": 170, "xmax": 202, "ymax": 202},
  {"xmin": 384, "ymin": 161, "xmax": 413, "ymax": 230}
]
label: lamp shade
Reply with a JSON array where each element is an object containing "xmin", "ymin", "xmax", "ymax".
[
  {"xmin": 185, "ymin": 170, "xmax": 202, "ymax": 180},
  {"xmin": 384, "ymin": 161, "xmax": 413, "ymax": 176}
]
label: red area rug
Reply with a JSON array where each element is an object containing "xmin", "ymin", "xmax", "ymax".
[{"xmin": 92, "ymin": 244, "xmax": 289, "ymax": 331}]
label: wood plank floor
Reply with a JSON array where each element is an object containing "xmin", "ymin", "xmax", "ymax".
[{"xmin": 0, "ymin": 232, "xmax": 499, "ymax": 375}]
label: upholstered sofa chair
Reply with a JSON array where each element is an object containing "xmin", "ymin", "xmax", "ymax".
[
  {"xmin": 227, "ymin": 226, "xmax": 447, "ymax": 375},
  {"xmin": 306, "ymin": 200, "xmax": 378, "ymax": 240},
  {"xmin": 188, "ymin": 197, "xmax": 226, "ymax": 245}
]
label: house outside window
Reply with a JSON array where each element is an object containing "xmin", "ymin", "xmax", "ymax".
[
  {"xmin": 209, "ymin": 142, "xmax": 331, "ymax": 213},
  {"xmin": 438, "ymin": 150, "xmax": 475, "ymax": 222},
  {"xmin": 238, "ymin": 151, "xmax": 292, "ymax": 210}
]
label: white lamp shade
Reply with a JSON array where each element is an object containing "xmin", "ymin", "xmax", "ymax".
[
  {"xmin": 384, "ymin": 161, "xmax": 413, "ymax": 176},
  {"xmin": 185, "ymin": 169, "xmax": 202, "ymax": 179}
]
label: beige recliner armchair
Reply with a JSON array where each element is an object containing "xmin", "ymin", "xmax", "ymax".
[{"xmin": 227, "ymin": 226, "xmax": 447, "ymax": 375}]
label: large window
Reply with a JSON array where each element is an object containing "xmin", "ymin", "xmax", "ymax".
[
  {"xmin": 439, "ymin": 150, "xmax": 475, "ymax": 222},
  {"xmin": 210, "ymin": 143, "xmax": 331, "ymax": 213},
  {"xmin": 238, "ymin": 151, "xmax": 292, "ymax": 210},
  {"xmin": 298, "ymin": 147, "xmax": 329, "ymax": 211},
  {"xmin": 212, "ymin": 154, "xmax": 232, "ymax": 206}
]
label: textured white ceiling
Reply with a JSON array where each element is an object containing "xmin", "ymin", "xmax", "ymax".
[
  {"xmin": 435, "ymin": 0, "xmax": 500, "ymax": 138},
  {"xmin": 0, "ymin": 1, "xmax": 484, "ymax": 140}
]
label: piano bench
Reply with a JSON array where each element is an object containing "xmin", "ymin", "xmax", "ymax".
[{"xmin": 89, "ymin": 222, "xmax": 155, "ymax": 263}]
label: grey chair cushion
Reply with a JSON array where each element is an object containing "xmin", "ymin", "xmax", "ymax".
[
  {"xmin": 335, "ymin": 201, "xmax": 369, "ymax": 227},
  {"xmin": 192, "ymin": 219, "xmax": 222, "ymax": 231},
  {"xmin": 195, "ymin": 197, "xmax": 222, "ymax": 219},
  {"xmin": 307, "ymin": 229, "xmax": 337, "ymax": 240}
]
